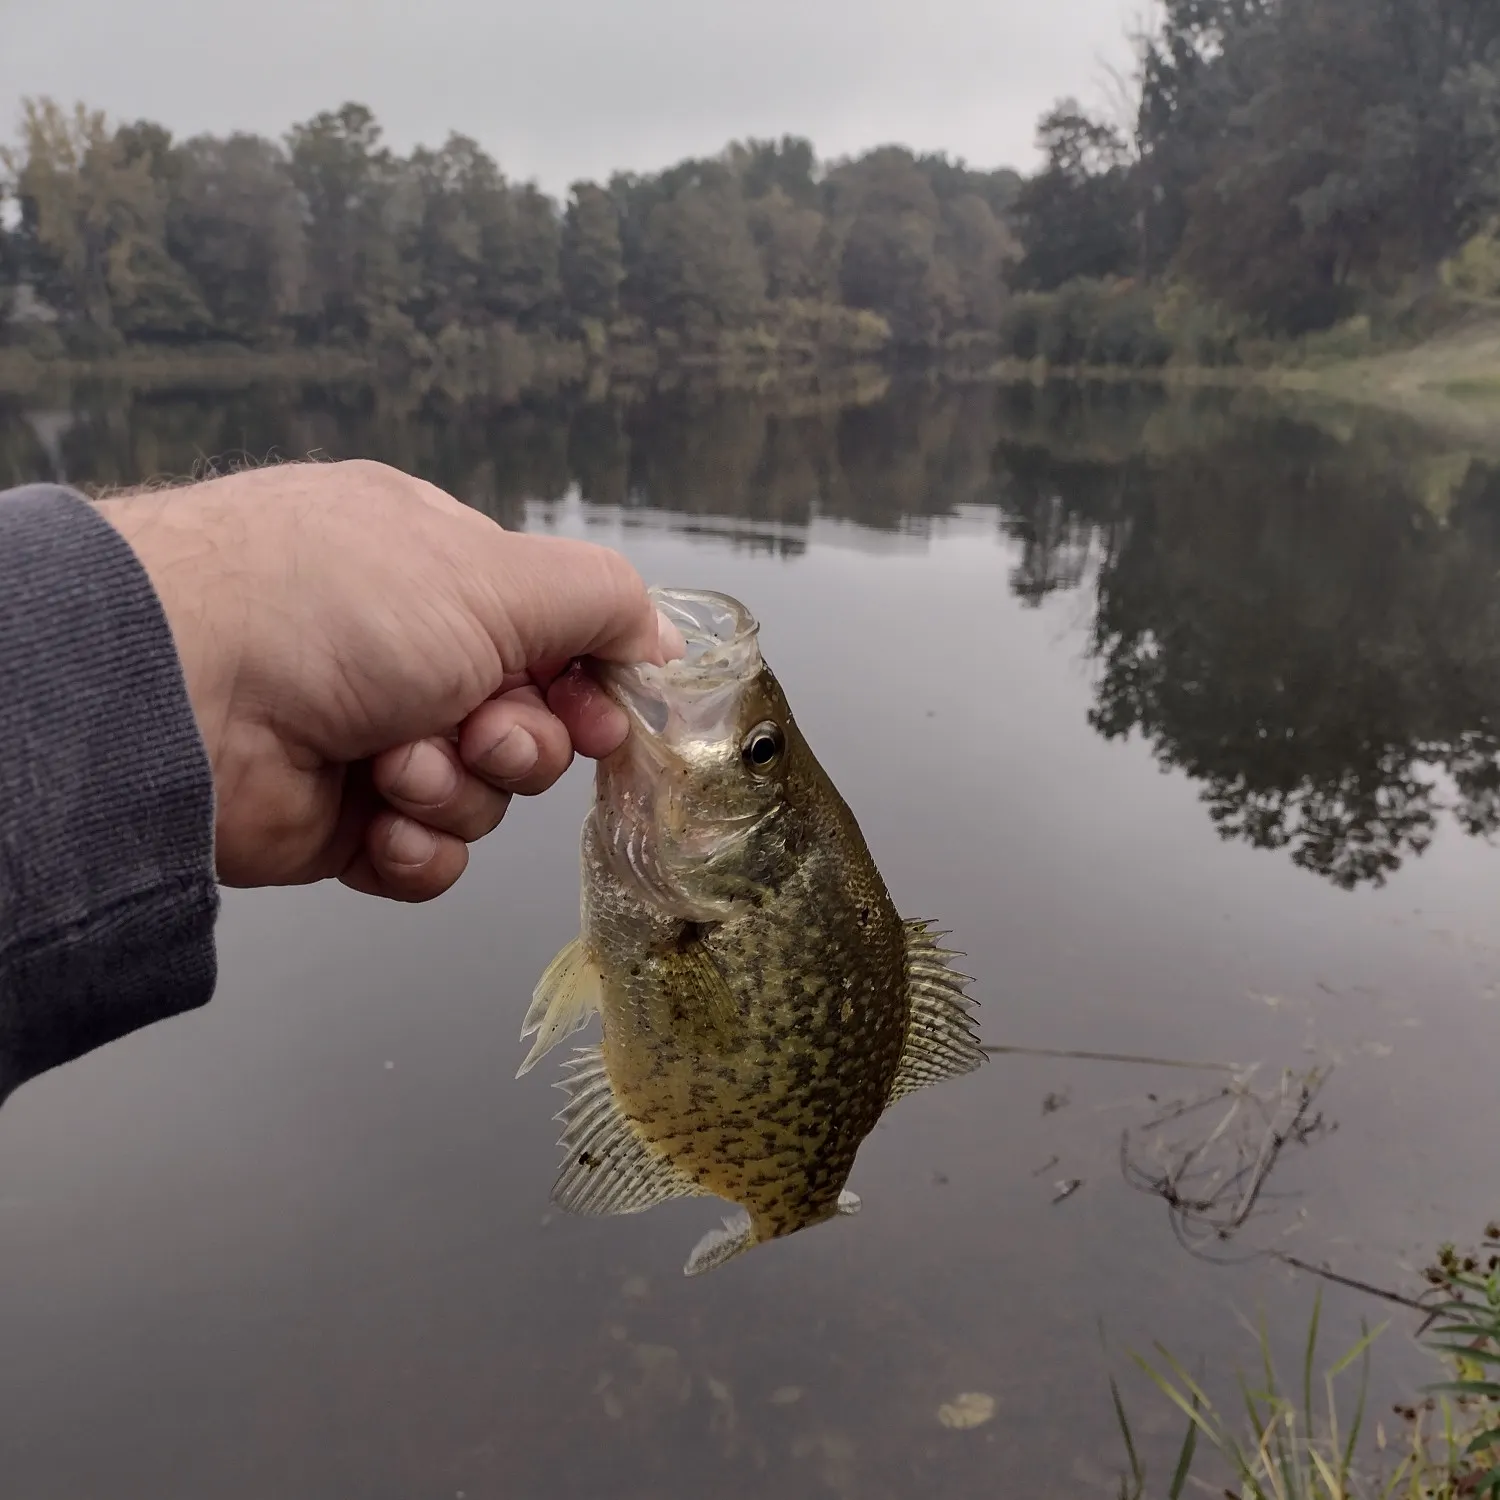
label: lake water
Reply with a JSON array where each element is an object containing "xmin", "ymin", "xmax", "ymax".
[{"xmin": 3, "ymin": 377, "xmax": 1499, "ymax": 1498}]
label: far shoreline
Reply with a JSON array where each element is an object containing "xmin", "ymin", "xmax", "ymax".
[{"xmin": 5, "ymin": 325, "xmax": 1500, "ymax": 452}]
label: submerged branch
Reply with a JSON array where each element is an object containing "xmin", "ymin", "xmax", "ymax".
[{"xmin": 981, "ymin": 1042, "xmax": 1246, "ymax": 1072}]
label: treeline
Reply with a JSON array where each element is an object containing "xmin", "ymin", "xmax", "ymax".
[
  {"xmin": 1013, "ymin": 0, "xmax": 1500, "ymax": 342},
  {"xmin": 3, "ymin": 0, "xmax": 1496, "ymax": 372},
  {"xmin": 0, "ymin": 99, "xmax": 1021, "ymax": 365}
]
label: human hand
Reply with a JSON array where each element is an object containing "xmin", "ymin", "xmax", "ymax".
[{"xmin": 97, "ymin": 459, "xmax": 682, "ymax": 900}]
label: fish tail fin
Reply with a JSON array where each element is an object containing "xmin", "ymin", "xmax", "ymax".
[{"xmin": 683, "ymin": 1208, "xmax": 755, "ymax": 1277}]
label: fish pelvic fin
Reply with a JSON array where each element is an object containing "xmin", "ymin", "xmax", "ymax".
[
  {"xmin": 517, "ymin": 937, "xmax": 603, "ymax": 1078},
  {"xmin": 550, "ymin": 1046, "xmax": 702, "ymax": 1217},
  {"xmin": 683, "ymin": 1208, "xmax": 755, "ymax": 1277},
  {"xmin": 888, "ymin": 919, "xmax": 985, "ymax": 1105}
]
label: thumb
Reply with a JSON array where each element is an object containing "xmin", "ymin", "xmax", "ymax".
[{"xmin": 467, "ymin": 528, "xmax": 682, "ymax": 674}]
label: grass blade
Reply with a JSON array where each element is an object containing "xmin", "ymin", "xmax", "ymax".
[
  {"xmin": 1466, "ymin": 1424, "xmax": 1500, "ymax": 1457},
  {"xmin": 1327, "ymin": 1322, "xmax": 1387, "ymax": 1379},
  {"xmin": 1428, "ymin": 1378, "xmax": 1500, "ymax": 1399},
  {"xmin": 1108, "ymin": 1373, "xmax": 1144, "ymax": 1494},
  {"xmin": 1167, "ymin": 1399, "xmax": 1200, "ymax": 1500},
  {"xmin": 1303, "ymin": 1288, "xmax": 1322, "ymax": 1432}
]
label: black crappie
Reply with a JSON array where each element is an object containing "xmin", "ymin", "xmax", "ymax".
[{"xmin": 518, "ymin": 587, "xmax": 983, "ymax": 1275}]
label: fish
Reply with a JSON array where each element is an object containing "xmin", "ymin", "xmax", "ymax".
[{"xmin": 516, "ymin": 586, "xmax": 984, "ymax": 1276}]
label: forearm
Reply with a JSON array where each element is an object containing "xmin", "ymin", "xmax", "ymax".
[{"xmin": 0, "ymin": 484, "xmax": 219, "ymax": 1103}]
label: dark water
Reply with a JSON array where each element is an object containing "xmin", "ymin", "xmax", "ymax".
[{"xmin": 3, "ymin": 377, "xmax": 1500, "ymax": 1498}]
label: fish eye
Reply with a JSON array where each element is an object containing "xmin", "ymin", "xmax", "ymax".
[{"xmin": 741, "ymin": 721, "xmax": 785, "ymax": 773}]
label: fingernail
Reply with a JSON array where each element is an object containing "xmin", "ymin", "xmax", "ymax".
[
  {"xmin": 391, "ymin": 740, "xmax": 458, "ymax": 807},
  {"xmin": 479, "ymin": 726, "xmax": 538, "ymax": 782},
  {"xmin": 656, "ymin": 607, "xmax": 686, "ymax": 662},
  {"xmin": 386, "ymin": 817, "xmax": 438, "ymax": 868}
]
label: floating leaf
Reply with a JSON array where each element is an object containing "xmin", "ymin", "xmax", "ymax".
[{"xmin": 937, "ymin": 1392, "xmax": 996, "ymax": 1430}]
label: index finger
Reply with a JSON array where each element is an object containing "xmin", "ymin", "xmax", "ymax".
[{"xmin": 466, "ymin": 531, "xmax": 683, "ymax": 674}]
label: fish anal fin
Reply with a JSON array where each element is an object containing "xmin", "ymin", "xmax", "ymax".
[
  {"xmin": 517, "ymin": 937, "xmax": 603, "ymax": 1077},
  {"xmin": 888, "ymin": 919, "xmax": 986, "ymax": 1104},
  {"xmin": 684, "ymin": 1208, "xmax": 755, "ymax": 1277},
  {"xmin": 550, "ymin": 1046, "xmax": 700, "ymax": 1217}
]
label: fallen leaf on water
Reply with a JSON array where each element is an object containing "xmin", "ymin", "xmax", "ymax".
[{"xmin": 937, "ymin": 1392, "xmax": 996, "ymax": 1430}]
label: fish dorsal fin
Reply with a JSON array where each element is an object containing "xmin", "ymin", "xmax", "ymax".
[
  {"xmin": 888, "ymin": 920, "xmax": 985, "ymax": 1104},
  {"xmin": 684, "ymin": 1208, "xmax": 754, "ymax": 1277},
  {"xmin": 516, "ymin": 937, "xmax": 603, "ymax": 1078},
  {"xmin": 550, "ymin": 1046, "xmax": 702, "ymax": 1217}
]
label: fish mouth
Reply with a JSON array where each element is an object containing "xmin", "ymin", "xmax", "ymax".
[
  {"xmin": 593, "ymin": 587, "xmax": 769, "ymax": 920},
  {"xmin": 599, "ymin": 587, "xmax": 762, "ymax": 744},
  {"xmin": 652, "ymin": 588, "xmax": 760, "ymax": 672}
]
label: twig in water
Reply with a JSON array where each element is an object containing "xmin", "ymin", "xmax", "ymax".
[
  {"xmin": 1119, "ymin": 1061, "xmax": 1452, "ymax": 1317},
  {"xmin": 1121, "ymin": 1064, "xmax": 1334, "ymax": 1251},
  {"xmin": 982, "ymin": 1042, "xmax": 1246, "ymax": 1072},
  {"xmin": 1269, "ymin": 1251, "xmax": 1433, "ymax": 1314}
]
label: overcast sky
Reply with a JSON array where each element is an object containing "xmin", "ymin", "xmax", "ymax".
[{"xmin": 0, "ymin": 0, "xmax": 1143, "ymax": 196}]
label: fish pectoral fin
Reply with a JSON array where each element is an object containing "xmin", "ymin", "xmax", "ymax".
[
  {"xmin": 650, "ymin": 934, "xmax": 740, "ymax": 1050},
  {"xmin": 517, "ymin": 937, "xmax": 604, "ymax": 1078},
  {"xmin": 837, "ymin": 1189, "xmax": 861, "ymax": 1216},
  {"xmin": 550, "ymin": 1046, "xmax": 701, "ymax": 1217},
  {"xmin": 683, "ymin": 1208, "xmax": 755, "ymax": 1277},
  {"xmin": 888, "ymin": 919, "xmax": 986, "ymax": 1105}
]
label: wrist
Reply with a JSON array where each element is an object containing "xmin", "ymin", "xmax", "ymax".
[{"xmin": 92, "ymin": 488, "xmax": 246, "ymax": 775}]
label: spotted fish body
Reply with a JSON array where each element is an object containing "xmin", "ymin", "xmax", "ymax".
[{"xmin": 517, "ymin": 588, "xmax": 984, "ymax": 1275}]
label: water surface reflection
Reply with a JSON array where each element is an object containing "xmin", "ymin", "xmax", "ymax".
[{"xmin": 1, "ymin": 379, "xmax": 1497, "ymax": 1497}]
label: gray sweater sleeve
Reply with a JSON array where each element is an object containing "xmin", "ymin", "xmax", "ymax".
[{"xmin": 0, "ymin": 484, "xmax": 219, "ymax": 1103}]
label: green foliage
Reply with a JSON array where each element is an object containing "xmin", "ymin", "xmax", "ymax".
[
  {"xmin": 284, "ymin": 102, "xmax": 402, "ymax": 343},
  {"xmin": 1445, "ymin": 224, "xmax": 1500, "ymax": 299},
  {"xmin": 1417, "ymin": 1232, "xmax": 1500, "ymax": 1499},
  {"xmin": 0, "ymin": 98, "xmax": 1013, "ymax": 365},
  {"xmin": 1005, "ymin": 0, "xmax": 1500, "ymax": 337},
  {"xmin": 830, "ymin": 147, "xmax": 967, "ymax": 347},
  {"xmin": 1012, "ymin": 102, "xmax": 1136, "ymax": 292},
  {"xmin": 1152, "ymin": 286, "xmax": 1245, "ymax": 367},
  {"xmin": 19, "ymin": 21, "xmax": 1496, "ymax": 371},
  {"xmin": 1115, "ymin": 1294, "xmax": 1387, "ymax": 1500},
  {"xmin": 0, "ymin": 99, "xmax": 183, "ymax": 348},
  {"xmin": 1113, "ymin": 1233, "xmax": 1500, "ymax": 1500},
  {"xmin": 747, "ymin": 186, "xmax": 832, "ymax": 302},
  {"xmin": 1134, "ymin": 0, "xmax": 1500, "ymax": 331},
  {"xmin": 639, "ymin": 169, "xmax": 765, "ymax": 338},
  {"xmin": 561, "ymin": 182, "xmax": 624, "ymax": 324},
  {"xmin": 166, "ymin": 132, "xmax": 308, "ymax": 343},
  {"xmin": 998, "ymin": 280, "xmax": 1171, "ymax": 368}
]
